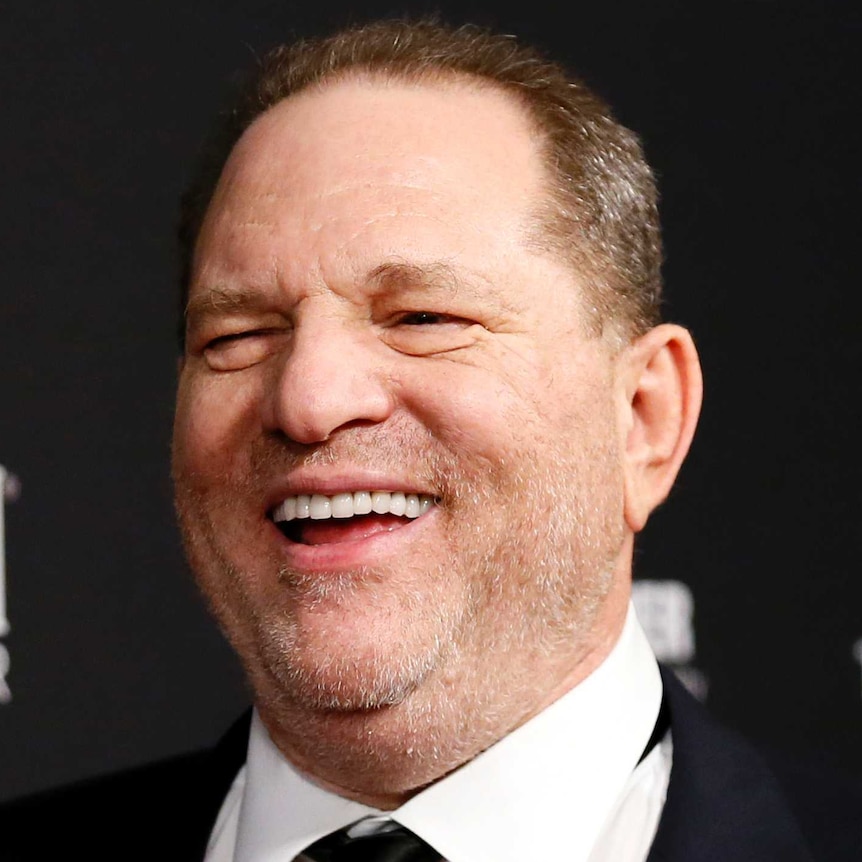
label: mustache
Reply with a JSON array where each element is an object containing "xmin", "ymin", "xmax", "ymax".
[{"xmin": 248, "ymin": 424, "xmax": 452, "ymax": 486}]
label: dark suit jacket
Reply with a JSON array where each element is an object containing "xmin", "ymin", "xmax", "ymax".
[{"xmin": 1, "ymin": 669, "xmax": 860, "ymax": 860}]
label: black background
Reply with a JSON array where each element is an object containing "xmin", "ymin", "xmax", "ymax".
[{"xmin": 1, "ymin": 1, "xmax": 860, "ymax": 802}]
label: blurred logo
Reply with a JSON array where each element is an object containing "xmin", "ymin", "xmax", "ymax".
[
  {"xmin": 853, "ymin": 639, "xmax": 862, "ymax": 700},
  {"xmin": 633, "ymin": 579, "xmax": 708, "ymax": 701},
  {"xmin": 1, "ymin": 464, "xmax": 20, "ymax": 704}
]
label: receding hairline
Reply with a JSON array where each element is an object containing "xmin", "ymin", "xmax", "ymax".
[
  {"xmin": 198, "ymin": 68, "xmax": 615, "ymax": 338},
  {"xmin": 178, "ymin": 20, "xmax": 663, "ymax": 346}
]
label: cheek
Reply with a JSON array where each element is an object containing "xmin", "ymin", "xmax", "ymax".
[
  {"xmin": 400, "ymin": 372, "xmax": 508, "ymax": 463},
  {"xmin": 395, "ymin": 353, "xmax": 559, "ymax": 465},
  {"xmin": 172, "ymin": 371, "xmax": 261, "ymax": 478}
]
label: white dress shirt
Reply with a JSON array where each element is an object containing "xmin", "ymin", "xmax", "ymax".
[{"xmin": 206, "ymin": 602, "xmax": 671, "ymax": 862}]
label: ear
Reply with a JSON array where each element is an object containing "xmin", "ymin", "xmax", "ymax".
[{"xmin": 616, "ymin": 324, "xmax": 703, "ymax": 533}]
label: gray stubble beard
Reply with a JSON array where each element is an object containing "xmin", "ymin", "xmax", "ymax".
[{"xmin": 175, "ymin": 405, "xmax": 626, "ymax": 786}]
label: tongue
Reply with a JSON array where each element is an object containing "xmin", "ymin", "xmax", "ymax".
[{"xmin": 297, "ymin": 513, "xmax": 410, "ymax": 545}]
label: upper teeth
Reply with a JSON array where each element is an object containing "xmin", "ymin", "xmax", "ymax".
[{"xmin": 272, "ymin": 492, "xmax": 436, "ymax": 522}]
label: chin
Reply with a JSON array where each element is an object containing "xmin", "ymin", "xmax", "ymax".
[{"xmin": 244, "ymin": 609, "xmax": 454, "ymax": 714}]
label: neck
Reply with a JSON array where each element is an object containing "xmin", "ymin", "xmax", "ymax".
[{"xmin": 257, "ymin": 582, "xmax": 631, "ymax": 807}]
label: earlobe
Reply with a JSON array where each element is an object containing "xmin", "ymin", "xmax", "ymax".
[{"xmin": 618, "ymin": 324, "xmax": 703, "ymax": 532}]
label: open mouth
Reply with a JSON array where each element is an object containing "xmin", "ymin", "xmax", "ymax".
[{"xmin": 271, "ymin": 491, "xmax": 437, "ymax": 546}]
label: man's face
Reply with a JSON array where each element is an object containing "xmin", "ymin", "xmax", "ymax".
[{"xmin": 173, "ymin": 77, "xmax": 631, "ymax": 773}]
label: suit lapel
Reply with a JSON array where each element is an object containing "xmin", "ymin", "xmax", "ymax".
[
  {"xmin": 202, "ymin": 686, "xmax": 825, "ymax": 862},
  {"xmin": 647, "ymin": 669, "xmax": 814, "ymax": 862},
  {"xmin": 188, "ymin": 709, "xmax": 253, "ymax": 859}
]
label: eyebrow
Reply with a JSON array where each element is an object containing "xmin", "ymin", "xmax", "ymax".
[
  {"xmin": 184, "ymin": 286, "xmax": 276, "ymax": 327},
  {"xmin": 367, "ymin": 260, "xmax": 467, "ymax": 297},
  {"xmin": 185, "ymin": 259, "xmax": 487, "ymax": 327}
]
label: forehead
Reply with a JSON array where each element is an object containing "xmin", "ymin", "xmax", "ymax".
[
  {"xmin": 228, "ymin": 74, "xmax": 541, "ymax": 200},
  {"xmin": 193, "ymin": 76, "xmax": 552, "ymax": 289}
]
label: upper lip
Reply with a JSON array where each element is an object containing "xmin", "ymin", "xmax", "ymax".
[{"xmin": 265, "ymin": 470, "xmax": 436, "ymax": 511}]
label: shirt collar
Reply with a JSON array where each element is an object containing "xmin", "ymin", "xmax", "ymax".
[{"xmin": 235, "ymin": 602, "xmax": 661, "ymax": 862}]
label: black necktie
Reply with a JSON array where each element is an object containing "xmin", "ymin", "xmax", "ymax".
[
  {"xmin": 638, "ymin": 690, "xmax": 670, "ymax": 765},
  {"xmin": 296, "ymin": 818, "xmax": 444, "ymax": 862}
]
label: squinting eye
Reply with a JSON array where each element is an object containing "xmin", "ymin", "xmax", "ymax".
[
  {"xmin": 202, "ymin": 330, "xmax": 285, "ymax": 371},
  {"xmin": 382, "ymin": 310, "xmax": 480, "ymax": 356},
  {"xmin": 399, "ymin": 311, "xmax": 449, "ymax": 326}
]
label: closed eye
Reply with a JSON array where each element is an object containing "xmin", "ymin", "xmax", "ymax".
[
  {"xmin": 202, "ymin": 329, "xmax": 287, "ymax": 371},
  {"xmin": 204, "ymin": 329, "xmax": 271, "ymax": 352},
  {"xmin": 207, "ymin": 330, "xmax": 256, "ymax": 346}
]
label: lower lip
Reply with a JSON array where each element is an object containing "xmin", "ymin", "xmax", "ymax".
[{"xmin": 269, "ymin": 508, "xmax": 437, "ymax": 571}]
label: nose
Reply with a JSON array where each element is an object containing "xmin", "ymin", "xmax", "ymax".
[{"xmin": 265, "ymin": 315, "xmax": 395, "ymax": 445}]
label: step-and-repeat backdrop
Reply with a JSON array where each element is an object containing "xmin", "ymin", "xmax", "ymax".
[{"xmin": 2, "ymin": 1, "xmax": 860, "ymax": 802}]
